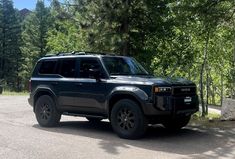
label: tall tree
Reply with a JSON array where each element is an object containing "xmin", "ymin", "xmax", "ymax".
[
  {"xmin": 21, "ymin": 0, "xmax": 52, "ymax": 84},
  {"xmin": 18, "ymin": 0, "xmax": 235, "ymax": 109},
  {"xmin": 0, "ymin": 0, "xmax": 22, "ymax": 91},
  {"xmin": 46, "ymin": 0, "xmax": 87, "ymax": 53}
]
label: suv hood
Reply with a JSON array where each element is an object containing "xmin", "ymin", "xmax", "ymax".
[{"xmin": 109, "ymin": 76, "xmax": 195, "ymax": 86}]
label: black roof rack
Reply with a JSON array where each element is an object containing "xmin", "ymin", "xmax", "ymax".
[
  {"xmin": 71, "ymin": 51, "xmax": 116, "ymax": 56},
  {"xmin": 44, "ymin": 51, "xmax": 117, "ymax": 57},
  {"xmin": 44, "ymin": 54, "xmax": 56, "ymax": 57}
]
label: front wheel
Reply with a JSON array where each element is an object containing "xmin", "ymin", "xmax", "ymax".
[
  {"xmin": 162, "ymin": 115, "xmax": 191, "ymax": 130},
  {"xmin": 110, "ymin": 99, "xmax": 147, "ymax": 139},
  {"xmin": 35, "ymin": 95, "xmax": 61, "ymax": 127}
]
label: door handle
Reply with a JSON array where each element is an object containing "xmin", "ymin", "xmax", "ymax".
[
  {"xmin": 75, "ymin": 83, "xmax": 83, "ymax": 86},
  {"xmin": 51, "ymin": 82, "xmax": 58, "ymax": 85}
]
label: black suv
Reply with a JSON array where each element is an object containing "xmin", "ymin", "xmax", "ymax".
[{"xmin": 28, "ymin": 51, "xmax": 199, "ymax": 139}]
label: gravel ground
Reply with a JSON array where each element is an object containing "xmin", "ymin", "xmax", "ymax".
[{"xmin": 0, "ymin": 96, "xmax": 235, "ymax": 159}]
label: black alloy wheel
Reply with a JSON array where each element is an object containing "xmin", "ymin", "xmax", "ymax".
[
  {"xmin": 111, "ymin": 99, "xmax": 147, "ymax": 139},
  {"xmin": 35, "ymin": 95, "xmax": 61, "ymax": 127},
  {"xmin": 117, "ymin": 108, "xmax": 135, "ymax": 131}
]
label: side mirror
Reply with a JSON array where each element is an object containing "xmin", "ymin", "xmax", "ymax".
[{"xmin": 89, "ymin": 68, "xmax": 101, "ymax": 81}]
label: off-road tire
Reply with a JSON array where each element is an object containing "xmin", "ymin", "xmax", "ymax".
[
  {"xmin": 110, "ymin": 99, "xmax": 147, "ymax": 139},
  {"xmin": 35, "ymin": 95, "xmax": 61, "ymax": 127}
]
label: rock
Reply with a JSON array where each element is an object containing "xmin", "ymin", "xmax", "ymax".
[
  {"xmin": 221, "ymin": 98, "xmax": 235, "ymax": 121},
  {"xmin": 209, "ymin": 117, "xmax": 214, "ymax": 122}
]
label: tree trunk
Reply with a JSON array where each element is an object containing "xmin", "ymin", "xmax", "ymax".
[
  {"xmin": 0, "ymin": 25, "xmax": 6, "ymax": 80},
  {"xmin": 232, "ymin": 18, "xmax": 235, "ymax": 99},
  {"xmin": 120, "ymin": 0, "xmax": 130, "ymax": 56},
  {"xmin": 16, "ymin": 49, "xmax": 20, "ymax": 92},
  {"xmin": 232, "ymin": 48, "xmax": 235, "ymax": 99},
  {"xmin": 220, "ymin": 73, "xmax": 224, "ymax": 106},
  {"xmin": 212, "ymin": 86, "xmax": 216, "ymax": 105},
  {"xmin": 200, "ymin": 30, "xmax": 210, "ymax": 117},
  {"xmin": 206, "ymin": 65, "xmax": 209, "ymax": 114},
  {"xmin": 233, "ymin": 37, "xmax": 235, "ymax": 99}
]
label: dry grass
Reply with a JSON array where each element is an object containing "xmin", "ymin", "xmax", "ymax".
[
  {"xmin": 190, "ymin": 112, "xmax": 235, "ymax": 129},
  {"xmin": 1, "ymin": 91, "xmax": 28, "ymax": 96}
]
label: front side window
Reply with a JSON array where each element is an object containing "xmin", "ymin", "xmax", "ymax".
[
  {"xmin": 79, "ymin": 58, "xmax": 104, "ymax": 78},
  {"xmin": 102, "ymin": 57, "xmax": 149, "ymax": 76}
]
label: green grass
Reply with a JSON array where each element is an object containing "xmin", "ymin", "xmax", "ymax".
[
  {"xmin": 1, "ymin": 91, "xmax": 29, "ymax": 96},
  {"xmin": 190, "ymin": 112, "xmax": 226, "ymax": 128},
  {"xmin": 191, "ymin": 112, "xmax": 221, "ymax": 121}
]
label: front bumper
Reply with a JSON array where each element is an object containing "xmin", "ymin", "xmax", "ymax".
[
  {"xmin": 143, "ymin": 95, "xmax": 199, "ymax": 116},
  {"xmin": 155, "ymin": 95, "xmax": 199, "ymax": 111}
]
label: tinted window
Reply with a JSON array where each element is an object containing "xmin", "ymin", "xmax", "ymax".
[
  {"xmin": 59, "ymin": 59, "xmax": 76, "ymax": 78},
  {"xmin": 102, "ymin": 57, "xmax": 149, "ymax": 75},
  {"xmin": 39, "ymin": 60, "xmax": 57, "ymax": 74},
  {"xmin": 79, "ymin": 59, "xmax": 103, "ymax": 78}
]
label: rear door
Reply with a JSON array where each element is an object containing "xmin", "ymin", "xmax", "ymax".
[{"xmin": 56, "ymin": 58, "xmax": 79, "ymax": 107}]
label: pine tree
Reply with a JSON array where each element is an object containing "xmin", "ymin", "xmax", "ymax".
[
  {"xmin": 46, "ymin": 0, "xmax": 87, "ymax": 53},
  {"xmin": 21, "ymin": 0, "xmax": 52, "ymax": 84},
  {"xmin": 0, "ymin": 2, "xmax": 3, "ymax": 82},
  {"xmin": 0, "ymin": 0, "xmax": 22, "ymax": 91}
]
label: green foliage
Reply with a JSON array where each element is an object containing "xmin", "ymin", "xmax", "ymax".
[
  {"xmin": 0, "ymin": 0, "xmax": 234, "ymax": 115},
  {"xmin": 191, "ymin": 112, "xmax": 221, "ymax": 121},
  {"xmin": 46, "ymin": 1, "xmax": 87, "ymax": 53},
  {"xmin": 20, "ymin": 0, "xmax": 52, "ymax": 88},
  {"xmin": 0, "ymin": 0, "xmax": 22, "ymax": 91}
]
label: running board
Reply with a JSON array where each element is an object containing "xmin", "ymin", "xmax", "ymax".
[{"xmin": 63, "ymin": 112, "xmax": 106, "ymax": 119}]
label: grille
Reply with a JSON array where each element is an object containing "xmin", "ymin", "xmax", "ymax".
[
  {"xmin": 172, "ymin": 96, "xmax": 197, "ymax": 110},
  {"xmin": 172, "ymin": 86, "xmax": 196, "ymax": 96}
]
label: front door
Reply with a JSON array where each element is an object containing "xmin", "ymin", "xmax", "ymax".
[{"xmin": 73, "ymin": 57, "xmax": 107, "ymax": 114}]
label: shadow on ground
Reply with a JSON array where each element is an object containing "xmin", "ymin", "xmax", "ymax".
[{"xmin": 33, "ymin": 120, "xmax": 235, "ymax": 158}]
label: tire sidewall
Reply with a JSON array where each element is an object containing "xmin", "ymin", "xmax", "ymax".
[
  {"xmin": 110, "ymin": 99, "xmax": 146, "ymax": 139},
  {"xmin": 35, "ymin": 95, "xmax": 60, "ymax": 127}
]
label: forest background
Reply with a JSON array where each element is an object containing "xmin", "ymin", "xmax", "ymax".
[{"xmin": 0, "ymin": 0, "xmax": 234, "ymax": 116}]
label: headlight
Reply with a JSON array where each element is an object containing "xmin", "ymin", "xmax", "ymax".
[{"xmin": 154, "ymin": 87, "xmax": 171, "ymax": 93}]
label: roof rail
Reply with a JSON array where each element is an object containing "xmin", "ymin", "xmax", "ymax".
[
  {"xmin": 56, "ymin": 52, "xmax": 72, "ymax": 56},
  {"xmin": 44, "ymin": 54, "xmax": 56, "ymax": 57},
  {"xmin": 71, "ymin": 51, "xmax": 117, "ymax": 56},
  {"xmin": 71, "ymin": 51, "xmax": 86, "ymax": 55},
  {"xmin": 44, "ymin": 51, "xmax": 117, "ymax": 57}
]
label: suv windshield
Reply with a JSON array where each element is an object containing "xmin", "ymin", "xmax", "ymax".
[{"xmin": 102, "ymin": 57, "xmax": 149, "ymax": 76}]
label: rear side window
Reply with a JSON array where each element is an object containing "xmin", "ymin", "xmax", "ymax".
[
  {"xmin": 39, "ymin": 60, "xmax": 57, "ymax": 74},
  {"xmin": 58, "ymin": 59, "xmax": 76, "ymax": 78}
]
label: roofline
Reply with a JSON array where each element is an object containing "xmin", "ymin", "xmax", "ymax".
[
  {"xmin": 38, "ymin": 52, "xmax": 129, "ymax": 61},
  {"xmin": 44, "ymin": 51, "xmax": 117, "ymax": 57}
]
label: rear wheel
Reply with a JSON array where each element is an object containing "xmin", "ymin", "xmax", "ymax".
[
  {"xmin": 162, "ymin": 115, "xmax": 191, "ymax": 130},
  {"xmin": 35, "ymin": 95, "xmax": 61, "ymax": 127},
  {"xmin": 110, "ymin": 99, "xmax": 147, "ymax": 139}
]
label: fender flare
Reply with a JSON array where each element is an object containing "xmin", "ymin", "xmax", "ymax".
[
  {"xmin": 105, "ymin": 86, "xmax": 149, "ymax": 114},
  {"xmin": 33, "ymin": 87, "xmax": 57, "ymax": 111}
]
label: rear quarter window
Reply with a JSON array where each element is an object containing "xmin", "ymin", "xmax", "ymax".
[{"xmin": 39, "ymin": 60, "xmax": 57, "ymax": 75}]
